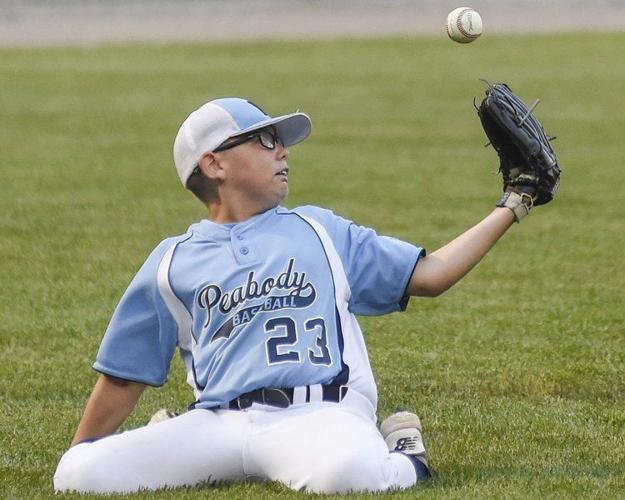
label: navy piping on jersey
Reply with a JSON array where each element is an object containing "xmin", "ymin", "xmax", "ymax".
[
  {"xmin": 399, "ymin": 248, "xmax": 426, "ymax": 311},
  {"xmin": 165, "ymin": 233, "xmax": 203, "ymax": 392},
  {"xmin": 284, "ymin": 211, "xmax": 350, "ymax": 387},
  {"xmin": 330, "ymin": 307, "xmax": 349, "ymax": 386},
  {"xmin": 168, "ymin": 233, "xmax": 197, "ymax": 341},
  {"xmin": 91, "ymin": 368, "xmax": 167, "ymax": 388},
  {"xmin": 191, "ymin": 357, "xmax": 204, "ymax": 392}
]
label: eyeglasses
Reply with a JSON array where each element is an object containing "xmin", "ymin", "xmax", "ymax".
[
  {"xmin": 189, "ymin": 129, "xmax": 284, "ymax": 179},
  {"xmin": 213, "ymin": 129, "xmax": 283, "ymax": 153}
]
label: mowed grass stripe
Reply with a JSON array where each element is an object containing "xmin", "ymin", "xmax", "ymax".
[{"xmin": 1, "ymin": 33, "xmax": 624, "ymax": 498}]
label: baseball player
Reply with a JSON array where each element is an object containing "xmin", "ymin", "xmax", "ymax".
[{"xmin": 53, "ymin": 97, "xmax": 538, "ymax": 494}]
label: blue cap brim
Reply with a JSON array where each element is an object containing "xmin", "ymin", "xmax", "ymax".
[{"xmin": 230, "ymin": 112, "xmax": 312, "ymax": 148}]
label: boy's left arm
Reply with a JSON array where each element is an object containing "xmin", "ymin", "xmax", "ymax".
[
  {"xmin": 407, "ymin": 207, "xmax": 515, "ymax": 297},
  {"xmin": 408, "ymin": 81, "xmax": 561, "ymax": 299}
]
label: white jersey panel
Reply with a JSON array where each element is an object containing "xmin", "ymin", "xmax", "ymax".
[
  {"xmin": 156, "ymin": 238, "xmax": 201, "ymax": 399},
  {"xmin": 298, "ymin": 214, "xmax": 378, "ymax": 407}
]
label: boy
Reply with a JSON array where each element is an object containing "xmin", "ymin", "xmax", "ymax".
[{"xmin": 54, "ymin": 97, "xmax": 532, "ymax": 494}]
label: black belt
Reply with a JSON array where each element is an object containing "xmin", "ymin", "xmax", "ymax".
[{"xmin": 226, "ymin": 384, "xmax": 349, "ymax": 410}]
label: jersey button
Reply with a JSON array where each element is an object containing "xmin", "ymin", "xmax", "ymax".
[
  {"xmin": 236, "ymin": 234, "xmax": 244, "ymax": 240},
  {"xmin": 240, "ymin": 247, "xmax": 249, "ymax": 255}
]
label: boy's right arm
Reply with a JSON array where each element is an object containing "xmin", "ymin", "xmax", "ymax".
[{"xmin": 70, "ymin": 374, "xmax": 146, "ymax": 447}]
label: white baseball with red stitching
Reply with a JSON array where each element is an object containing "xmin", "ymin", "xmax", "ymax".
[{"xmin": 446, "ymin": 7, "xmax": 483, "ymax": 44}]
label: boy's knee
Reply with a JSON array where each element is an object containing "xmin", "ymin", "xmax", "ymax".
[
  {"xmin": 306, "ymin": 448, "xmax": 389, "ymax": 494},
  {"xmin": 53, "ymin": 443, "xmax": 120, "ymax": 494},
  {"xmin": 54, "ymin": 445, "xmax": 91, "ymax": 493}
]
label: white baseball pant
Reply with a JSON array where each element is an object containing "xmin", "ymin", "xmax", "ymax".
[{"xmin": 54, "ymin": 390, "xmax": 419, "ymax": 494}]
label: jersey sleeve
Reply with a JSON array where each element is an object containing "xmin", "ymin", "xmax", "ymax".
[
  {"xmin": 92, "ymin": 239, "xmax": 181, "ymax": 386},
  {"xmin": 295, "ymin": 206, "xmax": 425, "ymax": 316}
]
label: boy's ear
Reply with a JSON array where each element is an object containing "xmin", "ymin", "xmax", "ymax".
[{"xmin": 198, "ymin": 152, "xmax": 226, "ymax": 181}]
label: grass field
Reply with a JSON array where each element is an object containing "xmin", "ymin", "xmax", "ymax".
[{"xmin": 1, "ymin": 33, "xmax": 624, "ymax": 498}]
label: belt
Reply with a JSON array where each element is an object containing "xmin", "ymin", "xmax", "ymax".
[{"xmin": 224, "ymin": 384, "xmax": 349, "ymax": 410}]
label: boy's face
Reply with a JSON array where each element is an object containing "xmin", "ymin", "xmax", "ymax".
[{"xmin": 217, "ymin": 129, "xmax": 290, "ymax": 211}]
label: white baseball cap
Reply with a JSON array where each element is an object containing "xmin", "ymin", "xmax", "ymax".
[{"xmin": 173, "ymin": 98, "xmax": 312, "ymax": 186}]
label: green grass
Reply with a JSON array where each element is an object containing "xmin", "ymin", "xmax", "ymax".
[{"xmin": 1, "ymin": 33, "xmax": 625, "ymax": 498}]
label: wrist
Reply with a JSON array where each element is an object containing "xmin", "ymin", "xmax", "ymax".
[
  {"xmin": 496, "ymin": 191, "xmax": 533, "ymax": 222},
  {"xmin": 506, "ymin": 184, "xmax": 536, "ymax": 198}
]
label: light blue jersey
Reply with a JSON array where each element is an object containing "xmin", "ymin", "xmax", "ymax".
[{"xmin": 94, "ymin": 206, "xmax": 424, "ymax": 408}]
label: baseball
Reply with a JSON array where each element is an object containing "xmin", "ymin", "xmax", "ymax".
[{"xmin": 446, "ymin": 7, "xmax": 483, "ymax": 43}]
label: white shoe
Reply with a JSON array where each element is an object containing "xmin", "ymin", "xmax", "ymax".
[
  {"xmin": 148, "ymin": 409, "xmax": 178, "ymax": 426},
  {"xmin": 380, "ymin": 411, "xmax": 431, "ymax": 478}
]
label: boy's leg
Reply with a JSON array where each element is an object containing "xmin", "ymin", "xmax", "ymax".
[
  {"xmin": 245, "ymin": 394, "xmax": 427, "ymax": 494},
  {"xmin": 54, "ymin": 408, "xmax": 249, "ymax": 494}
]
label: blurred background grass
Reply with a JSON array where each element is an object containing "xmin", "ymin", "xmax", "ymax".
[{"xmin": 1, "ymin": 33, "xmax": 624, "ymax": 498}]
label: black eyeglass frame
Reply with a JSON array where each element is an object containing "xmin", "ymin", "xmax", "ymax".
[
  {"xmin": 213, "ymin": 129, "xmax": 283, "ymax": 153},
  {"xmin": 189, "ymin": 129, "xmax": 283, "ymax": 179}
]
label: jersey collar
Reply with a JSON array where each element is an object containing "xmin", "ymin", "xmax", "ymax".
[{"xmin": 190, "ymin": 206, "xmax": 285, "ymax": 239}]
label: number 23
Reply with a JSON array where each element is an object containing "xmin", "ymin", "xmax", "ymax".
[{"xmin": 264, "ymin": 317, "xmax": 331, "ymax": 366}]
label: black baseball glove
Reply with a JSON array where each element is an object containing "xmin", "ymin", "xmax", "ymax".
[{"xmin": 476, "ymin": 81, "xmax": 561, "ymax": 207}]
